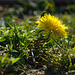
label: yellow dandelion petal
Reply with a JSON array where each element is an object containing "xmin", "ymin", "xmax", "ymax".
[{"xmin": 36, "ymin": 13, "xmax": 68, "ymax": 39}]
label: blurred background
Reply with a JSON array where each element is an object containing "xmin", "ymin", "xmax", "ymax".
[{"xmin": 0, "ymin": 0, "xmax": 75, "ymax": 27}]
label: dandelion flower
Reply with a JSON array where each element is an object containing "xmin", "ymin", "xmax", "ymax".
[{"xmin": 36, "ymin": 13, "xmax": 68, "ymax": 39}]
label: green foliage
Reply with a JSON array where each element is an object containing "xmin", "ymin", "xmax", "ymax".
[
  {"xmin": 0, "ymin": 12, "xmax": 75, "ymax": 74},
  {"xmin": 0, "ymin": 54, "xmax": 8, "ymax": 71}
]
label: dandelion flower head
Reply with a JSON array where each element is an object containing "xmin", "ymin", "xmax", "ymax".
[{"xmin": 36, "ymin": 13, "xmax": 68, "ymax": 39}]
